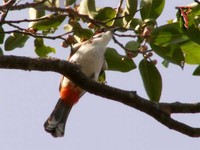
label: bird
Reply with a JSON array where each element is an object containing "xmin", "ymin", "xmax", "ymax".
[{"xmin": 44, "ymin": 30, "xmax": 113, "ymax": 137}]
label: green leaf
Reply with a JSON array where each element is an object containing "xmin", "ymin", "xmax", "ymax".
[
  {"xmin": 73, "ymin": 23, "xmax": 93, "ymax": 40},
  {"xmin": 76, "ymin": 28, "xmax": 93, "ymax": 40},
  {"xmin": 140, "ymin": 0, "xmax": 165, "ymax": 20},
  {"xmin": 123, "ymin": 0, "xmax": 138, "ymax": 23},
  {"xmin": 150, "ymin": 23, "xmax": 187, "ymax": 67},
  {"xmin": 151, "ymin": 44, "xmax": 185, "ymax": 67},
  {"xmin": 64, "ymin": 24, "xmax": 73, "ymax": 32},
  {"xmin": 44, "ymin": 0, "xmax": 59, "ymax": 7},
  {"xmin": 129, "ymin": 18, "xmax": 143, "ymax": 31},
  {"xmin": 86, "ymin": 0, "xmax": 97, "ymax": 17},
  {"xmin": 162, "ymin": 60, "xmax": 169, "ymax": 68},
  {"xmin": 0, "ymin": 26, "xmax": 4, "ymax": 44},
  {"xmin": 5, "ymin": 33, "xmax": 29, "ymax": 51},
  {"xmin": 29, "ymin": 8, "xmax": 45, "ymax": 28},
  {"xmin": 113, "ymin": 17, "xmax": 124, "ymax": 28},
  {"xmin": 78, "ymin": 0, "xmax": 97, "ymax": 18},
  {"xmin": 184, "ymin": 23, "xmax": 200, "ymax": 45},
  {"xmin": 28, "ymin": 1, "xmax": 45, "ymax": 28},
  {"xmin": 139, "ymin": 59, "xmax": 162, "ymax": 102},
  {"xmin": 105, "ymin": 47, "xmax": 136, "ymax": 72},
  {"xmin": 29, "ymin": 7, "xmax": 45, "ymax": 20},
  {"xmin": 34, "ymin": 38, "xmax": 56, "ymax": 57},
  {"xmin": 125, "ymin": 41, "xmax": 140, "ymax": 57},
  {"xmin": 181, "ymin": 40, "xmax": 200, "ymax": 64},
  {"xmin": 125, "ymin": 41, "xmax": 140, "ymax": 51},
  {"xmin": 193, "ymin": 65, "xmax": 200, "ymax": 76},
  {"xmin": 0, "ymin": 47, "xmax": 3, "ymax": 56},
  {"xmin": 65, "ymin": 0, "xmax": 76, "ymax": 6},
  {"xmin": 31, "ymin": 14, "xmax": 66, "ymax": 30},
  {"xmin": 94, "ymin": 7, "xmax": 116, "ymax": 26},
  {"xmin": 151, "ymin": 22, "xmax": 189, "ymax": 46},
  {"xmin": 78, "ymin": 0, "xmax": 88, "ymax": 15},
  {"xmin": 98, "ymin": 71, "xmax": 106, "ymax": 83}
]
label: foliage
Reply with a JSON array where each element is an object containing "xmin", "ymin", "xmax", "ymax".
[
  {"xmin": 105, "ymin": 47, "xmax": 136, "ymax": 72},
  {"xmin": 5, "ymin": 33, "xmax": 29, "ymax": 51},
  {"xmin": 139, "ymin": 59, "xmax": 162, "ymax": 102},
  {"xmin": 0, "ymin": 0, "xmax": 199, "ymax": 102}
]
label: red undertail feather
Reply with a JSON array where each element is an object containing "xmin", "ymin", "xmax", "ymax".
[
  {"xmin": 44, "ymin": 85, "xmax": 81, "ymax": 137},
  {"xmin": 60, "ymin": 84, "xmax": 81, "ymax": 105}
]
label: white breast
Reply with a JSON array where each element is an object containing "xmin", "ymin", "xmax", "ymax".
[{"xmin": 69, "ymin": 41, "xmax": 106, "ymax": 80}]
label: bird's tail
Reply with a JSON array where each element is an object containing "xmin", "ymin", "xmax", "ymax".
[{"xmin": 44, "ymin": 99, "xmax": 72, "ymax": 137}]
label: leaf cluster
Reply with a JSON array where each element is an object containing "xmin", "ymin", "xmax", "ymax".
[{"xmin": 0, "ymin": 0, "xmax": 199, "ymax": 102}]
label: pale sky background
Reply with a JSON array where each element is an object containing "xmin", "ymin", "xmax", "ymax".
[{"xmin": 1, "ymin": 0, "xmax": 200, "ymax": 150}]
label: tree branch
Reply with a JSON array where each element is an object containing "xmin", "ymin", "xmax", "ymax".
[
  {"xmin": 1, "ymin": 27, "xmax": 72, "ymax": 41},
  {"xmin": 0, "ymin": 0, "xmax": 16, "ymax": 23},
  {"xmin": 0, "ymin": 0, "xmax": 16, "ymax": 10},
  {"xmin": 0, "ymin": 0, "xmax": 47, "ymax": 11},
  {"xmin": 1, "ymin": 1, "xmax": 108, "ymax": 28},
  {"xmin": 0, "ymin": 55, "xmax": 200, "ymax": 137}
]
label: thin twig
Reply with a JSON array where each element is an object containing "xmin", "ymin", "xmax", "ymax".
[
  {"xmin": 0, "ymin": 0, "xmax": 16, "ymax": 23},
  {"xmin": 0, "ymin": 0, "xmax": 16, "ymax": 10},
  {"xmin": 112, "ymin": 35, "xmax": 127, "ymax": 50},
  {"xmin": 5, "ymin": 0, "xmax": 48, "ymax": 11},
  {"xmin": 112, "ymin": 34, "xmax": 141, "ymax": 54},
  {"xmin": 112, "ymin": 35, "xmax": 134, "ymax": 53},
  {"xmin": 3, "ymin": 16, "xmax": 64, "ymax": 24},
  {"xmin": 1, "ymin": 29, "xmax": 72, "ymax": 41},
  {"xmin": 7, "ymin": 22, "xmax": 23, "ymax": 30}
]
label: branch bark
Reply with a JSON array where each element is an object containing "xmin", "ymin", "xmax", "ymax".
[
  {"xmin": 0, "ymin": 0, "xmax": 47, "ymax": 11},
  {"xmin": 0, "ymin": 55, "xmax": 200, "ymax": 137}
]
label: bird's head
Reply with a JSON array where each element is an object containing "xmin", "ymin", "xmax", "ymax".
[{"xmin": 92, "ymin": 29, "xmax": 113, "ymax": 46}]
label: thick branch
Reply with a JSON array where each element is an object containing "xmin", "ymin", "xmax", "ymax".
[
  {"xmin": 0, "ymin": 55, "xmax": 200, "ymax": 137},
  {"xmin": 160, "ymin": 102, "xmax": 200, "ymax": 113}
]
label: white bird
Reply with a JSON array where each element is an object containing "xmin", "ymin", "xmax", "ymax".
[{"xmin": 44, "ymin": 30, "xmax": 113, "ymax": 137}]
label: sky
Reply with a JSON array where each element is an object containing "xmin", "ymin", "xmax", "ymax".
[{"xmin": 1, "ymin": 0, "xmax": 200, "ymax": 150}]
